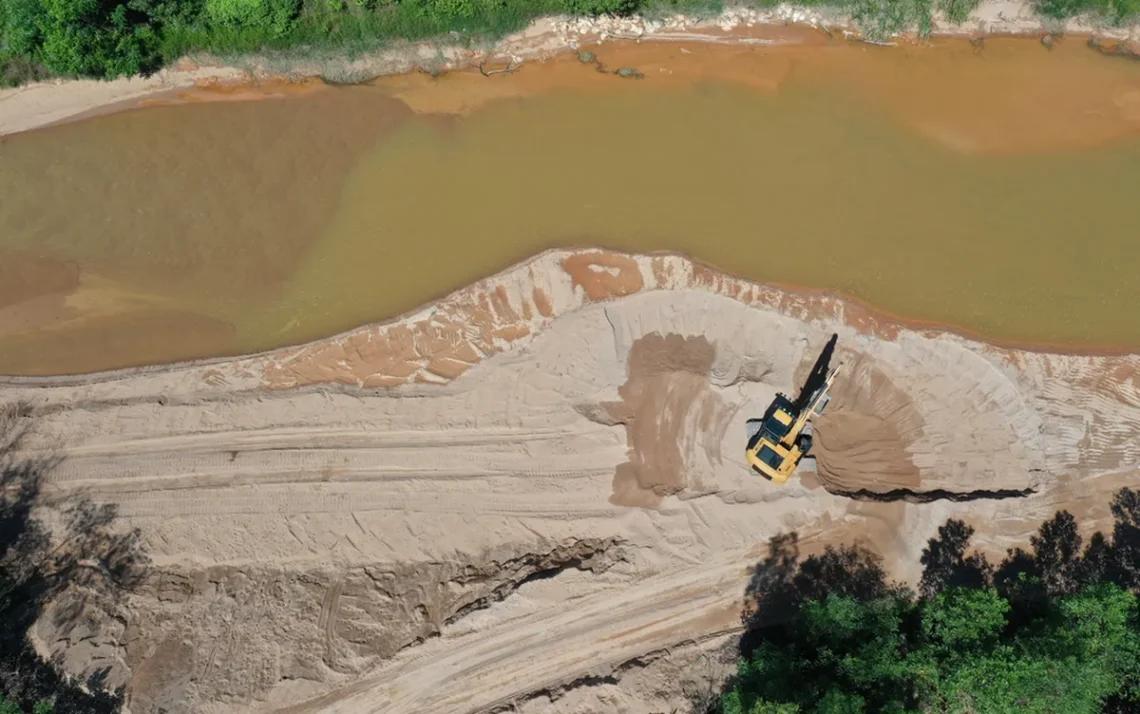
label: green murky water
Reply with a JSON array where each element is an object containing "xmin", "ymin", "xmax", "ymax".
[{"xmin": 3, "ymin": 40, "xmax": 1140, "ymax": 375}]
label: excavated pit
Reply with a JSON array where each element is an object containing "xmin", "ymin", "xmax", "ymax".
[
  {"xmin": 810, "ymin": 351, "xmax": 925, "ymax": 494},
  {"xmin": 831, "ymin": 487, "xmax": 1038, "ymax": 503}
]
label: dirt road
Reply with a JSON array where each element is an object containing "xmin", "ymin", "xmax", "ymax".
[{"xmin": 3, "ymin": 250, "xmax": 1138, "ymax": 713}]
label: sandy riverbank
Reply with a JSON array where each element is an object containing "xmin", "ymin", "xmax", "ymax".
[
  {"xmin": 2, "ymin": 0, "xmax": 1139, "ymax": 139},
  {"xmin": 3, "ymin": 248, "xmax": 1138, "ymax": 713}
]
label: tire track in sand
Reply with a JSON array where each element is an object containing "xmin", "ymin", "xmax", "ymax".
[{"xmin": 277, "ymin": 552, "xmax": 751, "ymax": 714}]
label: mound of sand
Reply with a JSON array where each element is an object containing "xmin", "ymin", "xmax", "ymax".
[{"xmin": 3, "ymin": 249, "xmax": 1139, "ymax": 714}]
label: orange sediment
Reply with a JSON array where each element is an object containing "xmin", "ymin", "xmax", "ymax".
[{"xmin": 4, "ymin": 33, "xmax": 1140, "ymax": 375}]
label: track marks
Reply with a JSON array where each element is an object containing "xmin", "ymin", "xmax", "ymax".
[{"xmin": 319, "ymin": 577, "xmax": 346, "ymax": 668}]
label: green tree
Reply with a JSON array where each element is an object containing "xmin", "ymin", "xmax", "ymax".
[
  {"xmin": 2, "ymin": 0, "xmax": 45, "ymax": 56},
  {"xmin": 727, "ymin": 592, "xmax": 921, "ymax": 713},
  {"xmin": 23, "ymin": 0, "xmax": 160, "ymax": 77},
  {"xmin": 725, "ymin": 493, "xmax": 1140, "ymax": 714},
  {"xmin": 204, "ymin": 0, "xmax": 298, "ymax": 37},
  {"xmin": 123, "ymin": 0, "xmax": 208, "ymax": 27},
  {"xmin": 1102, "ymin": 0, "xmax": 1140, "ymax": 24},
  {"xmin": 725, "ymin": 586, "xmax": 1140, "ymax": 714},
  {"xmin": 0, "ymin": 694, "xmax": 54, "ymax": 714},
  {"xmin": 928, "ymin": 584, "xmax": 1139, "ymax": 714},
  {"xmin": 720, "ymin": 694, "xmax": 800, "ymax": 714},
  {"xmin": 921, "ymin": 587, "xmax": 1008, "ymax": 657},
  {"xmin": 1035, "ymin": 0, "xmax": 1094, "ymax": 18}
]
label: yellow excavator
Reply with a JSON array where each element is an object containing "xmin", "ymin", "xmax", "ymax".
[{"xmin": 745, "ymin": 334, "xmax": 842, "ymax": 484}]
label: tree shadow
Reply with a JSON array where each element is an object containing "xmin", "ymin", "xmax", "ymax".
[
  {"xmin": 709, "ymin": 492, "xmax": 1140, "ymax": 714},
  {"xmin": 694, "ymin": 532, "xmax": 907, "ymax": 713},
  {"xmin": 918, "ymin": 519, "xmax": 993, "ymax": 598},
  {"xmin": 1106, "ymin": 488, "xmax": 1140, "ymax": 589},
  {"xmin": 0, "ymin": 403, "xmax": 148, "ymax": 713},
  {"xmin": 739, "ymin": 532, "xmax": 896, "ymax": 659}
]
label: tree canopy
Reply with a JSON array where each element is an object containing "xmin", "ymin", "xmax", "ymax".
[
  {"xmin": 722, "ymin": 490, "xmax": 1140, "ymax": 714},
  {"xmin": 2, "ymin": 0, "xmax": 1139, "ymax": 86},
  {"xmin": 0, "ymin": 694, "xmax": 54, "ymax": 714}
]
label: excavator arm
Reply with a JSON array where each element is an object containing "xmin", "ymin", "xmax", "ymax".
[
  {"xmin": 791, "ymin": 362, "xmax": 841, "ymax": 435},
  {"xmin": 745, "ymin": 333, "xmax": 842, "ymax": 484}
]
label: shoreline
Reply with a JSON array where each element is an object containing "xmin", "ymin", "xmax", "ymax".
[
  {"xmin": 2, "ymin": 1, "xmax": 1139, "ymax": 139},
  {"xmin": 2, "ymin": 247, "xmax": 1137, "ymax": 388}
]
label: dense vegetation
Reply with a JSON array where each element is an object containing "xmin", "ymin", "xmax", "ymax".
[
  {"xmin": 0, "ymin": 0, "xmax": 710, "ymax": 85},
  {"xmin": 1, "ymin": 0, "xmax": 1139, "ymax": 87},
  {"xmin": 720, "ymin": 489, "xmax": 1140, "ymax": 714},
  {"xmin": 0, "ymin": 695, "xmax": 53, "ymax": 714}
]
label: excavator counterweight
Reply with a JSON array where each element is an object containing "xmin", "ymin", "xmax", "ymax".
[{"xmin": 745, "ymin": 334, "xmax": 842, "ymax": 484}]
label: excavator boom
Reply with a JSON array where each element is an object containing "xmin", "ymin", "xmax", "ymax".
[{"xmin": 791, "ymin": 363, "xmax": 841, "ymax": 434}]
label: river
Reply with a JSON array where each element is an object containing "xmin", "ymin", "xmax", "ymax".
[{"xmin": 2, "ymin": 33, "xmax": 1140, "ymax": 375}]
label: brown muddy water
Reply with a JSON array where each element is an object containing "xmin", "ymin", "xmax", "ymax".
[{"xmin": 3, "ymin": 35, "xmax": 1140, "ymax": 375}]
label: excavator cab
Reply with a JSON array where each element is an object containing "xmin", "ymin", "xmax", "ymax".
[{"xmin": 746, "ymin": 334, "xmax": 841, "ymax": 484}]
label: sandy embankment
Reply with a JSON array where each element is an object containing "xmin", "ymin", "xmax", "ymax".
[
  {"xmin": 3, "ymin": 0, "xmax": 1139, "ymax": 139},
  {"xmin": 3, "ymin": 249, "xmax": 1138, "ymax": 714}
]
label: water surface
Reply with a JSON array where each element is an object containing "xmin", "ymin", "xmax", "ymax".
[{"xmin": 3, "ymin": 36, "xmax": 1140, "ymax": 375}]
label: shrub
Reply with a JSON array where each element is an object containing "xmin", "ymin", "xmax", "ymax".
[
  {"xmin": 846, "ymin": 0, "xmax": 932, "ymax": 39},
  {"xmin": 204, "ymin": 0, "xmax": 298, "ymax": 36},
  {"xmin": 2, "ymin": 0, "xmax": 46, "ymax": 57},
  {"xmin": 34, "ymin": 0, "xmax": 160, "ymax": 77},
  {"xmin": 937, "ymin": 0, "xmax": 979, "ymax": 23},
  {"xmin": 723, "ymin": 489, "xmax": 1140, "ymax": 714},
  {"xmin": 566, "ymin": 0, "xmax": 643, "ymax": 15}
]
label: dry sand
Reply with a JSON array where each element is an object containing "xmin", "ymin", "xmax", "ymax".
[
  {"xmin": 2, "ymin": 249, "xmax": 1138, "ymax": 713},
  {"xmin": 0, "ymin": 64, "xmax": 250, "ymax": 138},
  {"xmin": 4, "ymin": 0, "xmax": 1140, "ymax": 140}
]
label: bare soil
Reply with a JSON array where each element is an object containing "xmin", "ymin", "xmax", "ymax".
[{"xmin": 3, "ymin": 248, "xmax": 1138, "ymax": 713}]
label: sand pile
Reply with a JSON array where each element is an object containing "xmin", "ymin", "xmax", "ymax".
[{"xmin": 2, "ymin": 249, "xmax": 1138, "ymax": 714}]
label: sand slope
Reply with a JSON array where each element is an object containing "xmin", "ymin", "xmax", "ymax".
[{"xmin": 3, "ymin": 249, "xmax": 1139, "ymax": 713}]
